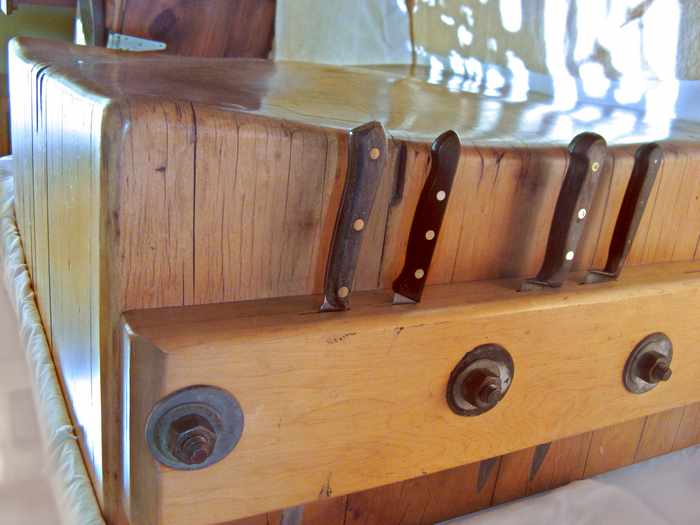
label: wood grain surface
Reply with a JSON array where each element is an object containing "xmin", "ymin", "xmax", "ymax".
[
  {"xmin": 8, "ymin": 38, "xmax": 700, "ymax": 524},
  {"xmin": 105, "ymin": 0, "xmax": 275, "ymax": 58},
  {"xmin": 123, "ymin": 261, "xmax": 700, "ymax": 524}
]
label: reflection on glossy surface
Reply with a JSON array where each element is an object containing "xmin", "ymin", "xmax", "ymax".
[
  {"xmin": 12, "ymin": 37, "xmax": 700, "ymax": 148},
  {"xmin": 272, "ymin": 1, "xmax": 700, "ymax": 144}
]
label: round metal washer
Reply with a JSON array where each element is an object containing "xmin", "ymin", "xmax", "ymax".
[
  {"xmin": 146, "ymin": 385, "xmax": 244, "ymax": 470},
  {"xmin": 446, "ymin": 344, "xmax": 514, "ymax": 416},
  {"xmin": 624, "ymin": 332, "xmax": 673, "ymax": 394}
]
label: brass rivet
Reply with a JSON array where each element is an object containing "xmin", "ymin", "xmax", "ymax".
[
  {"xmin": 414, "ymin": 269, "xmax": 425, "ymax": 279},
  {"xmin": 369, "ymin": 147, "xmax": 381, "ymax": 160},
  {"xmin": 565, "ymin": 250, "xmax": 575, "ymax": 261},
  {"xmin": 337, "ymin": 286, "xmax": 350, "ymax": 298},
  {"xmin": 591, "ymin": 162, "xmax": 600, "ymax": 173},
  {"xmin": 436, "ymin": 190, "xmax": 447, "ymax": 201},
  {"xmin": 353, "ymin": 218, "xmax": 365, "ymax": 231},
  {"xmin": 425, "ymin": 230, "xmax": 436, "ymax": 241},
  {"xmin": 577, "ymin": 208, "xmax": 587, "ymax": 220}
]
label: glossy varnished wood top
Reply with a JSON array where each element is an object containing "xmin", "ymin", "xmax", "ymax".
[{"xmin": 12, "ymin": 37, "xmax": 700, "ymax": 147}]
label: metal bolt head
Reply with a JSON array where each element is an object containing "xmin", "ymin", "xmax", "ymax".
[
  {"xmin": 644, "ymin": 354, "xmax": 673, "ymax": 384},
  {"xmin": 462, "ymin": 370, "xmax": 502, "ymax": 410},
  {"xmin": 369, "ymin": 147, "xmax": 381, "ymax": 160},
  {"xmin": 477, "ymin": 378, "xmax": 502, "ymax": 408},
  {"xmin": 167, "ymin": 414, "xmax": 217, "ymax": 465}
]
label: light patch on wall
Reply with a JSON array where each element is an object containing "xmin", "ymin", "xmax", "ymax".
[
  {"xmin": 457, "ymin": 25, "xmax": 473, "ymax": 47},
  {"xmin": 441, "ymin": 14, "xmax": 456, "ymax": 26},
  {"xmin": 544, "ymin": 0, "xmax": 577, "ymax": 110},
  {"xmin": 460, "ymin": 5, "xmax": 475, "ymax": 26},
  {"xmin": 505, "ymin": 50, "xmax": 529, "ymax": 102},
  {"xmin": 579, "ymin": 62, "xmax": 611, "ymax": 98},
  {"xmin": 499, "ymin": 0, "xmax": 522, "ymax": 33}
]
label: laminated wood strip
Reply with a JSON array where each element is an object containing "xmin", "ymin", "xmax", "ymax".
[
  {"xmin": 45, "ymin": 85, "xmax": 102, "ymax": 484},
  {"xmin": 670, "ymin": 148, "xmax": 700, "ymax": 261},
  {"xmin": 192, "ymin": 105, "xmax": 240, "ymax": 305},
  {"xmin": 634, "ymin": 406, "xmax": 686, "ymax": 462},
  {"xmin": 118, "ymin": 99, "xmax": 195, "ymax": 310},
  {"xmin": 673, "ymin": 402, "xmax": 700, "ymax": 451},
  {"xmin": 31, "ymin": 68, "xmax": 51, "ymax": 339},
  {"xmin": 526, "ymin": 433, "xmax": 592, "ymax": 495},
  {"xmin": 427, "ymin": 144, "xmax": 478, "ymax": 285},
  {"xmin": 639, "ymin": 147, "xmax": 687, "ymax": 264},
  {"xmin": 276, "ymin": 129, "xmax": 329, "ymax": 297},
  {"xmin": 583, "ymin": 416, "xmax": 647, "ymax": 478},
  {"xmin": 491, "ymin": 447, "xmax": 535, "ymax": 506}
]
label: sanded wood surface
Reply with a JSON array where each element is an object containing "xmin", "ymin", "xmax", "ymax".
[
  {"xmin": 228, "ymin": 402, "xmax": 700, "ymax": 525},
  {"xmin": 8, "ymin": 38, "xmax": 700, "ymax": 524},
  {"xmin": 123, "ymin": 261, "xmax": 700, "ymax": 524}
]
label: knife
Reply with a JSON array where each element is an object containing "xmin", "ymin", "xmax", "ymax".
[
  {"xmin": 583, "ymin": 143, "xmax": 662, "ymax": 284},
  {"xmin": 520, "ymin": 132, "xmax": 607, "ymax": 291},
  {"xmin": 320, "ymin": 121, "xmax": 387, "ymax": 312},
  {"xmin": 392, "ymin": 130, "xmax": 461, "ymax": 304}
]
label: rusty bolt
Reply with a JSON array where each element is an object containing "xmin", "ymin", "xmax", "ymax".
[
  {"xmin": 462, "ymin": 370, "xmax": 503, "ymax": 410},
  {"xmin": 167, "ymin": 413, "xmax": 217, "ymax": 465},
  {"xmin": 644, "ymin": 354, "xmax": 673, "ymax": 384}
]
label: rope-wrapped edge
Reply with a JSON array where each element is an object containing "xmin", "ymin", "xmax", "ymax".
[{"xmin": 0, "ymin": 159, "xmax": 105, "ymax": 525}]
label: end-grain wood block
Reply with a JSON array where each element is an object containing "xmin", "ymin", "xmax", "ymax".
[{"xmin": 10, "ymin": 38, "xmax": 700, "ymax": 523}]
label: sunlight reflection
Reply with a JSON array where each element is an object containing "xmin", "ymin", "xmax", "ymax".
[
  {"xmin": 414, "ymin": 0, "xmax": 685, "ymax": 142},
  {"xmin": 499, "ymin": 0, "xmax": 522, "ymax": 33}
]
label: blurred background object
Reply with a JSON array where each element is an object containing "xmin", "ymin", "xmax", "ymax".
[{"xmin": 0, "ymin": 1, "xmax": 73, "ymax": 155}]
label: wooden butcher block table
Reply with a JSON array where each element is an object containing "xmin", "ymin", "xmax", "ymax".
[{"xmin": 9, "ymin": 37, "xmax": 700, "ymax": 525}]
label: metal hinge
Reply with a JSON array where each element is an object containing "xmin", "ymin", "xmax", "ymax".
[{"xmin": 106, "ymin": 32, "xmax": 167, "ymax": 52}]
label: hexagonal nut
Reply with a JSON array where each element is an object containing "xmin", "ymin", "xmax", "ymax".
[
  {"xmin": 167, "ymin": 414, "xmax": 217, "ymax": 465},
  {"xmin": 462, "ymin": 369, "xmax": 502, "ymax": 409}
]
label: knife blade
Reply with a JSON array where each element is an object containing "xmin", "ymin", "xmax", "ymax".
[
  {"xmin": 392, "ymin": 130, "xmax": 461, "ymax": 304},
  {"xmin": 320, "ymin": 121, "xmax": 387, "ymax": 312},
  {"xmin": 520, "ymin": 132, "xmax": 607, "ymax": 291},
  {"xmin": 584, "ymin": 143, "xmax": 662, "ymax": 284}
]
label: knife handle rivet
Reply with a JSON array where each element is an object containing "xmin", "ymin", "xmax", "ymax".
[
  {"xmin": 565, "ymin": 250, "xmax": 575, "ymax": 261},
  {"xmin": 436, "ymin": 190, "xmax": 447, "ymax": 201},
  {"xmin": 425, "ymin": 230, "xmax": 436, "ymax": 241},
  {"xmin": 337, "ymin": 286, "xmax": 350, "ymax": 298},
  {"xmin": 591, "ymin": 161, "xmax": 601, "ymax": 173},
  {"xmin": 414, "ymin": 269, "xmax": 425, "ymax": 279},
  {"xmin": 577, "ymin": 208, "xmax": 587, "ymax": 220},
  {"xmin": 353, "ymin": 218, "xmax": 365, "ymax": 232},
  {"xmin": 369, "ymin": 147, "xmax": 381, "ymax": 160}
]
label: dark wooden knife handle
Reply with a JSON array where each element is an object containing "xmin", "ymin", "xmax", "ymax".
[
  {"xmin": 392, "ymin": 130, "xmax": 461, "ymax": 303},
  {"xmin": 521, "ymin": 132, "xmax": 607, "ymax": 290},
  {"xmin": 320, "ymin": 122, "xmax": 387, "ymax": 312},
  {"xmin": 584, "ymin": 143, "xmax": 662, "ymax": 283}
]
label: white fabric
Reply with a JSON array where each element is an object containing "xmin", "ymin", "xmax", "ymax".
[
  {"xmin": 274, "ymin": 0, "xmax": 412, "ymax": 65},
  {"xmin": 0, "ymin": 159, "xmax": 104, "ymax": 525},
  {"xmin": 442, "ymin": 445, "xmax": 700, "ymax": 525}
]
